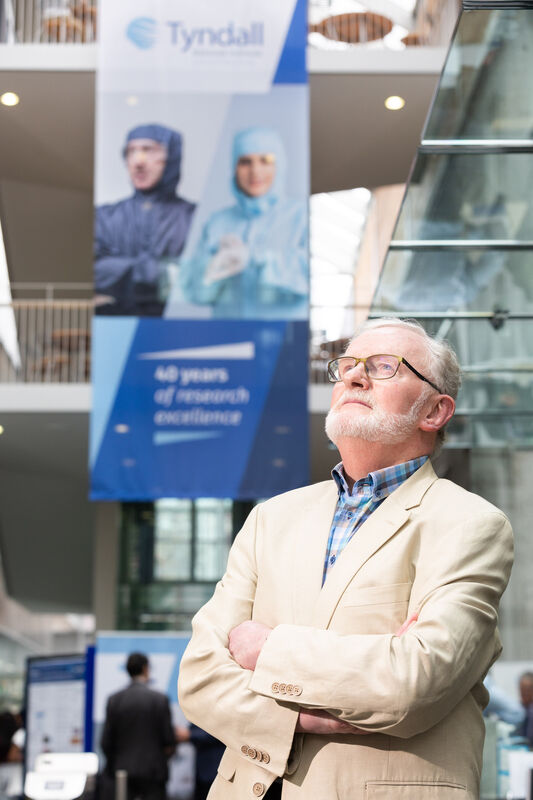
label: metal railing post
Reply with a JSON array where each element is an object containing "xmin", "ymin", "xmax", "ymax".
[{"xmin": 115, "ymin": 770, "xmax": 128, "ymax": 800}]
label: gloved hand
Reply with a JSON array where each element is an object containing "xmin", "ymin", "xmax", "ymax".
[{"xmin": 203, "ymin": 234, "xmax": 249, "ymax": 285}]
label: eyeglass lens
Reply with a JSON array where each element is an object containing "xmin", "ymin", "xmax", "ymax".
[{"xmin": 332, "ymin": 355, "xmax": 400, "ymax": 381}]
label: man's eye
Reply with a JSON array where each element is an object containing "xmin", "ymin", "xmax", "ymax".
[{"xmin": 374, "ymin": 361, "xmax": 394, "ymax": 374}]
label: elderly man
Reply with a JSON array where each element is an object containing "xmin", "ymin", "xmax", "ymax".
[
  {"xmin": 178, "ymin": 318, "xmax": 513, "ymax": 800},
  {"xmin": 94, "ymin": 123, "xmax": 195, "ymax": 316}
]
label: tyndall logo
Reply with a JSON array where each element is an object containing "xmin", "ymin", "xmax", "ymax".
[{"xmin": 126, "ymin": 17, "xmax": 265, "ymax": 52}]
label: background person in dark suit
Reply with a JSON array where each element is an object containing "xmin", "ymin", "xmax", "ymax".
[
  {"xmin": 101, "ymin": 652, "xmax": 176, "ymax": 800},
  {"xmin": 176, "ymin": 723, "xmax": 224, "ymax": 800}
]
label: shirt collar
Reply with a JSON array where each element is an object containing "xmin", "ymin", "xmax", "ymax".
[{"xmin": 332, "ymin": 456, "xmax": 429, "ymax": 503}]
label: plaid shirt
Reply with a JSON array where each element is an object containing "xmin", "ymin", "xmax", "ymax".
[{"xmin": 323, "ymin": 456, "xmax": 428, "ymax": 584}]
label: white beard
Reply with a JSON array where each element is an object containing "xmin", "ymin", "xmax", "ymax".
[{"xmin": 325, "ymin": 388, "xmax": 430, "ymax": 446}]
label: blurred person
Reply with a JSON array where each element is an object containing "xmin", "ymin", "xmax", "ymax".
[
  {"xmin": 0, "ymin": 711, "xmax": 23, "ymax": 800},
  {"xmin": 518, "ymin": 671, "xmax": 533, "ymax": 744},
  {"xmin": 0, "ymin": 713, "xmax": 18, "ymax": 764},
  {"xmin": 176, "ymin": 724, "xmax": 224, "ymax": 800},
  {"xmin": 101, "ymin": 652, "xmax": 176, "ymax": 800},
  {"xmin": 95, "ymin": 124, "xmax": 195, "ymax": 316},
  {"xmin": 483, "ymin": 673, "xmax": 525, "ymax": 727},
  {"xmin": 181, "ymin": 127, "xmax": 307, "ymax": 319},
  {"xmin": 178, "ymin": 318, "xmax": 513, "ymax": 800}
]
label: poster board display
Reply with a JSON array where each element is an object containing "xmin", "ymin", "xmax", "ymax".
[
  {"xmin": 25, "ymin": 653, "xmax": 91, "ymax": 773},
  {"xmin": 93, "ymin": 633, "xmax": 193, "ymax": 800}
]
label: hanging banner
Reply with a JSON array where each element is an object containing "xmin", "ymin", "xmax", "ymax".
[{"xmin": 91, "ymin": 0, "xmax": 309, "ymax": 499}]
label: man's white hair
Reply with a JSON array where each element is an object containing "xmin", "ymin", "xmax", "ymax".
[{"xmin": 347, "ymin": 317, "xmax": 462, "ymax": 445}]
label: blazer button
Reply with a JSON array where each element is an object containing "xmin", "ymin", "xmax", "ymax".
[
  {"xmin": 279, "ymin": 683, "xmax": 287, "ymax": 694},
  {"xmin": 252, "ymin": 783, "xmax": 266, "ymax": 797},
  {"xmin": 260, "ymin": 752, "xmax": 270, "ymax": 764},
  {"xmin": 286, "ymin": 684, "xmax": 294, "ymax": 695},
  {"xmin": 293, "ymin": 685, "xmax": 302, "ymax": 696},
  {"xmin": 247, "ymin": 747, "xmax": 257, "ymax": 759},
  {"xmin": 241, "ymin": 744, "xmax": 249, "ymax": 755},
  {"xmin": 271, "ymin": 682, "xmax": 280, "ymax": 693}
]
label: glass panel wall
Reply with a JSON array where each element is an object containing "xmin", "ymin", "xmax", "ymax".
[
  {"xmin": 424, "ymin": 8, "xmax": 533, "ymax": 141},
  {"xmin": 371, "ymin": 1, "xmax": 533, "ymax": 679},
  {"xmin": 392, "ymin": 152, "xmax": 533, "ymax": 243},
  {"xmin": 117, "ymin": 498, "xmax": 233, "ymax": 630}
]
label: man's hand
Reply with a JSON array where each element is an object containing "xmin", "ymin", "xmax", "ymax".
[
  {"xmin": 228, "ymin": 621, "xmax": 272, "ymax": 670},
  {"xmin": 295, "ymin": 709, "xmax": 370, "ymax": 735},
  {"xmin": 396, "ymin": 612, "xmax": 418, "ymax": 637}
]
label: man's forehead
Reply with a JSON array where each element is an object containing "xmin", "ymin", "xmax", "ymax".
[
  {"xmin": 347, "ymin": 326, "xmax": 424, "ymax": 355},
  {"xmin": 127, "ymin": 137, "xmax": 165, "ymax": 148}
]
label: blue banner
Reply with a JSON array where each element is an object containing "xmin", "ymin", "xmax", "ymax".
[
  {"xmin": 91, "ymin": 0, "xmax": 309, "ymax": 499},
  {"xmin": 91, "ymin": 319, "xmax": 308, "ymax": 499}
]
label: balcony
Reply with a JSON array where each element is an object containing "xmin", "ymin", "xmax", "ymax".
[
  {"xmin": 1, "ymin": 0, "xmax": 458, "ymax": 49},
  {"xmin": 1, "ymin": 283, "xmax": 92, "ymax": 383},
  {"xmin": 0, "ymin": 283, "xmax": 354, "ymax": 389}
]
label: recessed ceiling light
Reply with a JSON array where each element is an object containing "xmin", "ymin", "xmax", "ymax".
[
  {"xmin": 385, "ymin": 95, "xmax": 406, "ymax": 111},
  {"xmin": 0, "ymin": 425, "xmax": 4, "ymax": 435},
  {"xmin": 126, "ymin": 95, "xmax": 139, "ymax": 106},
  {"xmin": 1, "ymin": 92, "xmax": 20, "ymax": 107},
  {"xmin": 114, "ymin": 424, "xmax": 130, "ymax": 434}
]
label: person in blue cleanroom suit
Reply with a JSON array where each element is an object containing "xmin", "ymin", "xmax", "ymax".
[
  {"xmin": 94, "ymin": 123, "xmax": 195, "ymax": 316},
  {"xmin": 181, "ymin": 127, "xmax": 308, "ymax": 319}
]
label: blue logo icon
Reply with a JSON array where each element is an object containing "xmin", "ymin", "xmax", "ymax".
[{"xmin": 126, "ymin": 17, "xmax": 157, "ymax": 49}]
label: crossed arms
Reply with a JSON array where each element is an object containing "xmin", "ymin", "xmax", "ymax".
[{"xmin": 177, "ymin": 501, "xmax": 513, "ymax": 777}]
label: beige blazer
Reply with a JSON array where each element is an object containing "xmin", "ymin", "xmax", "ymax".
[{"xmin": 178, "ymin": 461, "xmax": 513, "ymax": 799}]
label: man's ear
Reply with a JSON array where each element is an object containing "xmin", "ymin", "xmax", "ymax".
[{"xmin": 419, "ymin": 394, "xmax": 455, "ymax": 433}]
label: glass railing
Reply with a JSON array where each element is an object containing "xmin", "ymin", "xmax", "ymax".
[
  {"xmin": 371, "ymin": 2, "xmax": 533, "ymax": 449},
  {"xmin": 390, "ymin": 152, "xmax": 533, "ymax": 243},
  {"xmin": 369, "ymin": 2, "xmax": 533, "ymax": 733},
  {"xmin": 424, "ymin": 7, "xmax": 533, "ymax": 141}
]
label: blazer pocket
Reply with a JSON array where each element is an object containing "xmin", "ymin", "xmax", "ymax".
[
  {"xmin": 365, "ymin": 781, "xmax": 467, "ymax": 799},
  {"xmin": 217, "ymin": 749, "xmax": 237, "ymax": 782},
  {"xmin": 341, "ymin": 582, "xmax": 412, "ymax": 607}
]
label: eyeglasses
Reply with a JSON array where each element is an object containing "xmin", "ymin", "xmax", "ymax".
[{"xmin": 327, "ymin": 354, "xmax": 442, "ymax": 393}]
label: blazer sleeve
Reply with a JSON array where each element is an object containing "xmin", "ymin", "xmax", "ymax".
[
  {"xmin": 178, "ymin": 506, "xmax": 299, "ymax": 777},
  {"xmin": 249, "ymin": 509, "xmax": 513, "ymax": 739}
]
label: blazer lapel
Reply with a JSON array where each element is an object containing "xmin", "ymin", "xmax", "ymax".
[
  {"xmin": 313, "ymin": 459, "xmax": 439, "ymax": 629},
  {"xmin": 290, "ymin": 482, "xmax": 338, "ymax": 626}
]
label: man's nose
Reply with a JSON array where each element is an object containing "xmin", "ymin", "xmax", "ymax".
[{"xmin": 342, "ymin": 360, "xmax": 369, "ymax": 388}]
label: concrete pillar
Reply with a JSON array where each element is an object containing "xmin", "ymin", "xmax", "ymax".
[{"xmin": 92, "ymin": 502, "xmax": 120, "ymax": 631}]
